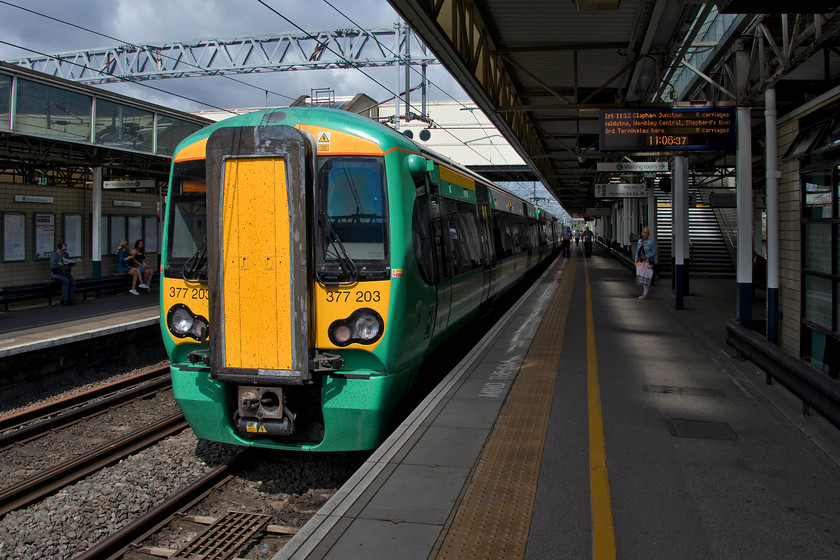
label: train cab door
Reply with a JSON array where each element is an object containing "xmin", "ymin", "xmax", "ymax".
[
  {"xmin": 476, "ymin": 185, "xmax": 494, "ymax": 306},
  {"xmin": 205, "ymin": 124, "xmax": 315, "ymax": 388}
]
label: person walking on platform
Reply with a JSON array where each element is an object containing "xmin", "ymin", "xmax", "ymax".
[
  {"xmin": 561, "ymin": 226, "xmax": 572, "ymax": 257},
  {"xmin": 634, "ymin": 227, "xmax": 657, "ymax": 300},
  {"xmin": 50, "ymin": 241, "xmax": 77, "ymax": 306},
  {"xmin": 583, "ymin": 226, "xmax": 594, "ymax": 257}
]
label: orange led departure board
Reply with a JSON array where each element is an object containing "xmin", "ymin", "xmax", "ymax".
[{"xmin": 599, "ymin": 107, "xmax": 736, "ymax": 152}]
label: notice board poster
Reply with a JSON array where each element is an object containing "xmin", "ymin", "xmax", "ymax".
[
  {"xmin": 35, "ymin": 213, "xmax": 55, "ymax": 260},
  {"xmin": 65, "ymin": 214, "xmax": 82, "ymax": 258},
  {"xmin": 600, "ymin": 107, "xmax": 736, "ymax": 152},
  {"xmin": 3, "ymin": 213, "xmax": 25, "ymax": 262}
]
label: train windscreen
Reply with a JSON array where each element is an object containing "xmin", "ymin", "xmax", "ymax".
[
  {"xmin": 166, "ymin": 160, "xmax": 207, "ymax": 280},
  {"xmin": 316, "ymin": 156, "xmax": 389, "ymax": 282}
]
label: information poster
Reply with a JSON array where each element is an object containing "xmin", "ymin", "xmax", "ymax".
[
  {"xmin": 64, "ymin": 214, "xmax": 82, "ymax": 257},
  {"xmin": 35, "ymin": 213, "xmax": 55, "ymax": 260},
  {"xmin": 3, "ymin": 213, "xmax": 25, "ymax": 261}
]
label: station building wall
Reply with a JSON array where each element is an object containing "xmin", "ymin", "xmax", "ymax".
[
  {"xmin": 0, "ymin": 183, "xmax": 159, "ymax": 287},
  {"xmin": 777, "ymin": 85, "xmax": 840, "ymax": 375}
]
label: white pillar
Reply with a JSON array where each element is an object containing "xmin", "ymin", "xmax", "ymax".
[
  {"xmin": 765, "ymin": 89, "xmax": 779, "ymax": 342},
  {"xmin": 91, "ymin": 167, "xmax": 103, "ymax": 278},
  {"xmin": 737, "ymin": 106, "xmax": 753, "ymax": 322},
  {"xmin": 673, "ymin": 156, "xmax": 689, "ymax": 308}
]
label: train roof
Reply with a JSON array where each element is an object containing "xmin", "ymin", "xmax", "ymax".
[{"xmin": 171, "ymin": 106, "xmax": 555, "ymax": 222}]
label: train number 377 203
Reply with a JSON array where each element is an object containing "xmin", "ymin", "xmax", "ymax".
[
  {"xmin": 324, "ymin": 290, "xmax": 381, "ymax": 303},
  {"xmin": 169, "ymin": 287, "xmax": 209, "ymax": 300}
]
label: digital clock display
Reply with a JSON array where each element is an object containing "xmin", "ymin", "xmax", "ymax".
[{"xmin": 599, "ymin": 107, "xmax": 736, "ymax": 152}]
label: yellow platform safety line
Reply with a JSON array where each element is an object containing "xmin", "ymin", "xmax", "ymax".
[
  {"xmin": 435, "ymin": 256, "xmax": 616, "ymax": 559},
  {"xmin": 585, "ymin": 256, "xmax": 617, "ymax": 559}
]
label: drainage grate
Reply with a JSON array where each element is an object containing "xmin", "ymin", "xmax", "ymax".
[
  {"xmin": 171, "ymin": 511, "xmax": 271, "ymax": 560},
  {"xmin": 644, "ymin": 385, "xmax": 725, "ymax": 398},
  {"xmin": 666, "ymin": 418, "xmax": 737, "ymax": 441}
]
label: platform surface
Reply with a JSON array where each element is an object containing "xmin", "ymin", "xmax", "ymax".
[
  {"xmin": 276, "ymin": 248, "xmax": 840, "ymax": 560},
  {"xmin": 0, "ymin": 290, "xmax": 158, "ymax": 357}
]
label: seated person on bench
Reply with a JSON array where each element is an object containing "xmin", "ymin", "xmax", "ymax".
[{"xmin": 50, "ymin": 242, "xmax": 77, "ymax": 306}]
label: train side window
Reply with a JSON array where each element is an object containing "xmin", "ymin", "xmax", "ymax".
[{"xmin": 454, "ymin": 201, "xmax": 482, "ymax": 270}]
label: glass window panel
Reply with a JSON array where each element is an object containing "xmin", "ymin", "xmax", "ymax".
[
  {"xmin": 156, "ymin": 115, "xmax": 203, "ymax": 156},
  {"xmin": 836, "ymin": 283, "xmax": 840, "ymax": 334},
  {"xmin": 783, "ymin": 121, "xmax": 825, "ymax": 161},
  {"xmin": 144, "ymin": 216, "xmax": 158, "ymax": 253},
  {"xmin": 803, "ymin": 170, "xmax": 832, "ymax": 218},
  {"xmin": 804, "ymin": 222, "xmax": 831, "ymax": 273},
  {"xmin": 128, "ymin": 216, "xmax": 143, "ymax": 246},
  {"xmin": 100, "ymin": 215, "xmax": 109, "ymax": 256},
  {"xmin": 0, "ymin": 74, "xmax": 10, "ymax": 130},
  {"xmin": 110, "ymin": 215, "xmax": 126, "ymax": 255},
  {"xmin": 804, "ymin": 275, "xmax": 832, "ymax": 330},
  {"xmin": 813, "ymin": 117, "xmax": 840, "ymax": 153},
  {"xmin": 95, "ymin": 100, "xmax": 154, "ymax": 152},
  {"xmin": 15, "ymin": 79, "xmax": 91, "ymax": 142}
]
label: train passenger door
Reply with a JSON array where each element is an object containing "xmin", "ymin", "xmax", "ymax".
[
  {"xmin": 205, "ymin": 124, "xmax": 314, "ymax": 385},
  {"xmin": 428, "ymin": 182, "xmax": 452, "ymax": 343},
  {"xmin": 476, "ymin": 185, "xmax": 494, "ymax": 305}
]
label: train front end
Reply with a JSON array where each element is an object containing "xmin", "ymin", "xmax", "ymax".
[{"xmin": 161, "ymin": 108, "xmax": 415, "ymax": 451}]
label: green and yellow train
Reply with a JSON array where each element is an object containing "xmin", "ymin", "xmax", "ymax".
[{"xmin": 160, "ymin": 106, "xmax": 559, "ymax": 451}]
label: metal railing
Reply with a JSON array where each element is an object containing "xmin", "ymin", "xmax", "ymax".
[{"xmin": 726, "ymin": 319, "xmax": 840, "ymax": 429}]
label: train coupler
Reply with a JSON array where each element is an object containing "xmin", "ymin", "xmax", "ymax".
[{"xmin": 310, "ymin": 352, "xmax": 344, "ymax": 373}]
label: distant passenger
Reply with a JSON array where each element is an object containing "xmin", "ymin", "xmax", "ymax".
[
  {"xmin": 574, "ymin": 230, "xmax": 581, "ymax": 246},
  {"xmin": 116, "ymin": 240, "xmax": 144, "ymax": 296},
  {"xmin": 50, "ymin": 241, "xmax": 77, "ymax": 306},
  {"xmin": 634, "ymin": 227, "xmax": 657, "ymax": 300},
  {"xmin": 583, "ymin": 226, "xmax": 594, "ymax": 257},
  {"xmin": 128, "ymin": 239, "xmax": 153, "ymax": 292},
  {"xmin": 561, "ymin": 226, "xmax": 572, "ymax": 257}
]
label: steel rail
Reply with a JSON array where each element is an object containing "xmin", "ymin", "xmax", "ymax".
[
  {"xmin": 73, "ymin": 451, "xmax": 250, "ymax": 560},
  {"xmin": 0, "ymin": 366, "xmax": 170, "ymax": 431},
  {"xmin": 0, "ymin": 413, "xmax": 187, "ymax": 516},
  {"xmin": 0, "ymin": 374, "xmax": 172, "ymax": 451}
]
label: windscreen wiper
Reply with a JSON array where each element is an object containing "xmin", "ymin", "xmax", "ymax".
[
  {"xmin": 182, "ymin": 236, "xmax": 208, "ymax": 282},
  {"xmin": 316, "ymin": 211, "xmax": 359, "ymax": 287}
]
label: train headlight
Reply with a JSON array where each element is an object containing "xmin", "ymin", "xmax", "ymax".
[
  {"xmin": 167, "ymin": 303, "xmax": 209, "ymax": 341},
  {"xmin": 328, "ymin": 308, "xmax": 384, "ymax": 347},
  {"xmin": 354, "ymin": 314, "xmax": 381, "ymax": 342}
]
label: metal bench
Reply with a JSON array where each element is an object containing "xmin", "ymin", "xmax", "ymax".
[{"xmin": 0, "ymin": 274, "xmax": 151, "ymax": 311}]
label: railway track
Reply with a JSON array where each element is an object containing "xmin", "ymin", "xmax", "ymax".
[{"xmin": 0, "ymin": 365, "xmax": 184, "ymax": 516}]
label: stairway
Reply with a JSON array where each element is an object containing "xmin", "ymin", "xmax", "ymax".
[{"xmin": 654, "ymin": 189, "xmax": 734, "ymax": 274}]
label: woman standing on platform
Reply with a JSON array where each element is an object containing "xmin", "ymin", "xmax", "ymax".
[{"xmin": 635, "ymin": 227, "xmax": 657, "ymax": 300}]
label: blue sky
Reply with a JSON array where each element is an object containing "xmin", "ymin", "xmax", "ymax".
[{"xmin": 0, "ymin": 0, "xmax": 466, "ymax": 112}]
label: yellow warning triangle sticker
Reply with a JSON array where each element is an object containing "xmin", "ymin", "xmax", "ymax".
[
  {"xmin": 319, "ymin": 133, "xmax": 329, "ymax": 143},
  {"xmin": 258, "ymin": 425, "xmax": 268, "ymax": 433}
]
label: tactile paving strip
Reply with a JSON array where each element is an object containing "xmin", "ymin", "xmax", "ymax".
[{"xmin": 436, "ymin": 258, "xmax": 576, "ymax": 559}]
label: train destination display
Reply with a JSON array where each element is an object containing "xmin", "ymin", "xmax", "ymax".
[{"xmin": 599, "ymin": 107, "xmax": 735, "ymax": 152}]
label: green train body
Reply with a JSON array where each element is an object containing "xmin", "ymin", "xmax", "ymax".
[{"xmin": 160, "ymin": 107, "xmax": 559, "ymax": 451}]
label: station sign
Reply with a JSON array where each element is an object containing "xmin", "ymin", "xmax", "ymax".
[
  {"xmin": 596, "ymin": 161, "xmax": 668, "ymax": 172},
  {"xmin": 103, "ymin": 179, "xmax": 155, "ymax": 190},
  {"xmin": 599, "ymin": 107, "xmax": 736, "ymax": 152},
  {"xmin": 585, "ymin": 208, "xmax": 611, "ymax": 217},
  {"xmin": 594, "ymin": 184, "xmax": 648, "ymax": 198}
]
